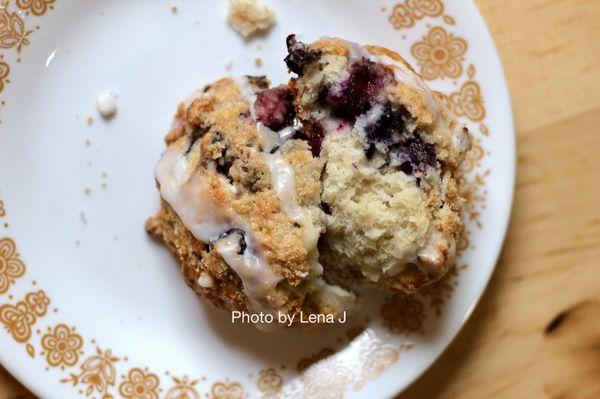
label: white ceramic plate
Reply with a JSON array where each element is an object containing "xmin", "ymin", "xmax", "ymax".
[{"xmin": 0, "ymin": 0, "xmax": 514, "ymax": 398}]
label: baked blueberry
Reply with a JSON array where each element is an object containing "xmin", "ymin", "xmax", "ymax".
[{"xmin": 254, "ymin": 86, "xmax": 295, "ymax": 131}]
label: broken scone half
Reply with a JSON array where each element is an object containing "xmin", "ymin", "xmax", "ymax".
[
  {"xmin": 285, "ymin": 35, "xmax": 471, "ymax": 294},
  {"xmin": 145, "ymin": 76, "xmax": 355, "ymax": 329}
]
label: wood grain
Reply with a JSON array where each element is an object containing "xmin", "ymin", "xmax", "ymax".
[
  {"xmin": 398, "ymin": 0, "xmax": 600, "ymax": 398},
  {"xmin": 1, "ymin": 0, "xmax": 599, "ymax": 398}
]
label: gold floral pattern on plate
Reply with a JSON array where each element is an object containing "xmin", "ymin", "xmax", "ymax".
[
  {"xmin": 389, "ymin": 0, "xmax": 444, "ymax": 30},
  {"xmin": 411, "ymin": 26, "xmax": 467, "ymax": 80},
  {"xmin": 381, "ymin": 295, "xmax": 425, "ymax": 335},
  {"xmin": 0, "ymin": 60, "xmax": 10, "ymax": 92},
  {"xmin": 0, "ymin": 290, "xmax": 48, "ymax": 343},
  {"xmin": 442, "ymin": 80, "xmax": 486, "ymax": 122},
  {"xmin": 419, "ymin": 266, "xmax": 463, "ymax": 316},
  {"xmin": 60, "ymin": 347, "xmax": 119, "ymax": 398},
  {"xmin": 462, "ymin": 134, "xmax": 485, "ymax": 173},
  {"xmin": 0, "ymin": 7, "xmax": 31, "ymax": 52},
  {"xmin": 0, "ymin": 199, "xmax": 5, "ymax": 217},
  {"xmin": 301, "ymin": 357, "xmax": 354, "ymax": 399},
  {"xmin": 461, "ymin": 169, "xmax": 490, "ymax": 230},
  {"xmin": 0, "ymin": 237, "xmax": 26, "ymax": 293},
  {"xmin": 208, "ymin": 380, "xmax": 245, "ymax": 399},
  {"xmin": 297, "ymin": 347, "xmax": 336, "ymax": 372},
  {"xmin": 119, "ymin": 368, "xmax": 161, "ymax": 399},
  {"xmin": 40, "ymin": 323, "xmax": 83, "ymax": 370},
  {"xmin": 164, "ymin": 375, "xmax": 200, "ymax": 399},
  {"xmin": 16, "ymin": 0, "xmax": 53, "ymax": 16},
  {"xmin": 256, "ymin": 368, "xmax": 283, "ymax": 396},
  {"xmin": 353, "ymin": 339, "xmax": 401, "ymax": 389}
]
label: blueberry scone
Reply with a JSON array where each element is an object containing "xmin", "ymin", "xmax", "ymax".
[
  {"xmin": 145, "ymin": 76, "xmax": 355, "ymax": 328},
  {"xmin": 285, "ymin": 35, "xmax": 471, "ymax": 294}
]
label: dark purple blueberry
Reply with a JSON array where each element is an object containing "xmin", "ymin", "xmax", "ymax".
[
  {"xmin": 364, "ymin": 105, "xmax": 410, "ymax": 145},
  {"xmin": 284, "ymin": 34, "xmax": 321, "ymax": 76},
  {"xmin": 393, "ymin": 136, "xmax": 437, "ymax": 174},
  {"xmin": 362, "ymin": 105, "xmax": 437, "ymax": 175},
  {"xmin": 254, "ymin": 86, "xmax": 296, "ymax": 131},
  {"xmin": 323, "ymin": 58, "xmax": 392, "ymax": 120}
]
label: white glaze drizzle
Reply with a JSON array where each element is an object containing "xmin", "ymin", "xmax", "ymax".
[
  {"xmin": 155, "ymin": 137, "xmax": 282, "ymax": 315},
  {"xmin": 241, "ymin": 76, "xmax": 325, "ymax": 278},
  {"xmin": 263, "ymin": 151, "xmax": 320, "ymax": 254},
  {"xmin": 214, "ymin": 232, "xmax": 282, "ymax": 315},
  {"xmin": 415, "ymin": 228, "xmax": 456, "ymax": 274},
  {"xmin": 156, "ymin": 140, "xmax": 234, "ymax": 242},
  {"xmin": 236, "ymin": 76, "xmax": 320, "ymax": 255},
  {"xmin": 197, "ymin": 272, "xmax": 214, "ymax": 288},
  {"xmin": 235, "ymin": 76, "xmax": 258, "ymax": 118},
  {"xmin": 309, "ymin": 277, "xmax": 355, "ymax": 314}
]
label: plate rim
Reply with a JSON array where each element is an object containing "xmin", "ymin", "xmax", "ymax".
[{"xmin": 0, "ymin": 0, "xmax": 515, "ymax": 398}]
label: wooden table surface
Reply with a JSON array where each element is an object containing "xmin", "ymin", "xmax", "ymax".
[{"xmin": 2, "ymin": 0, "xmax": 599, "ymax": 398}]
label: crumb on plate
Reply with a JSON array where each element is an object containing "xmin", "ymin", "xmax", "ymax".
[
  {"xmin": 171, "ymin": 6, "xmax": 177, "ymax": 13},
  {"xmin": 254, "ymin": 57, "xmax": 262, "ymax": 66},
  {"xmin": 227, "ymin": 0, "xmax": 276, "ymax": 38},
  {"xmin": 96, "ymin": 90, "xmax": 118, "ymax": 118},
  {"xmin": 87, "ymin": 116, "xmax": 93, "ymax": 125}
]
